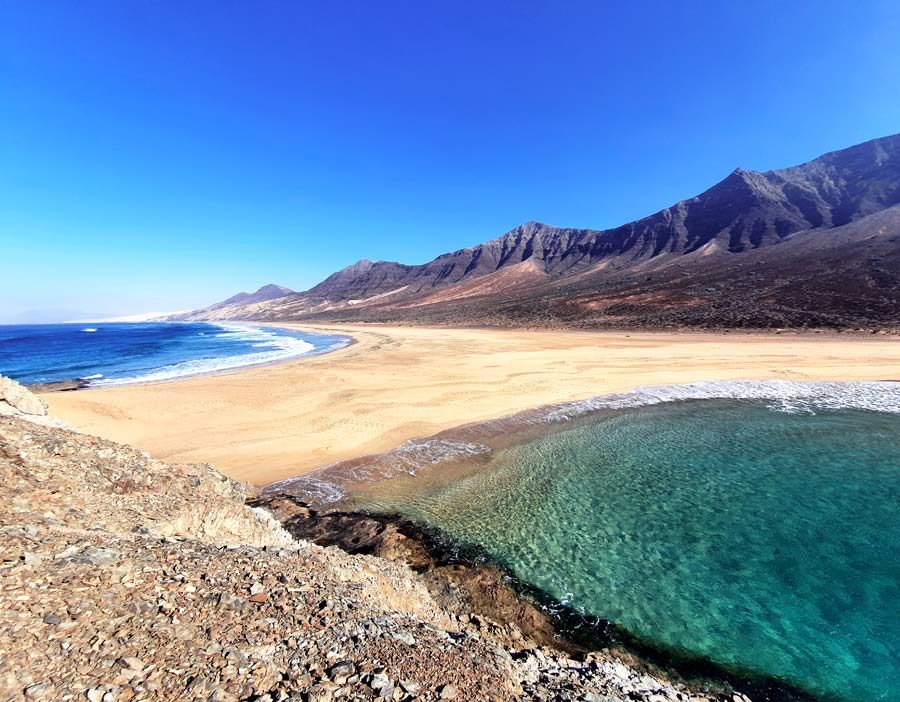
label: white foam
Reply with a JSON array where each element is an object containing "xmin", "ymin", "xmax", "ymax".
[
  {"xmin": 81, "ymin": 328, "xmax": 97, "ymax": 333},
  {"xmin": 390, "ymin": 439, "xmax": 493, "ymax": 474},
  {"xmin": 270, "ymin": 475, "xmax": 348, "ymax": 505},
  {"xmin": 267, "ymin": 439, "xmax": 492, "ymax": 504},
  {"xmin": 80, "ymin": 374, "xmax": 104, "ymax": 380},
  {"xmin": 268, "ymin": 380, "xmax": 900, "ymax": 505},
  {"xmin": 92, "ymin": 324, "xmax": 339, "ymax": 387},
  {"xmin": 544, "ymin": 380, "xmax": 900, "ymax": 420}
]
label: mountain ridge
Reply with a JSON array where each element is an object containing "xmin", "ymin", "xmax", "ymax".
[{"xmin": 180, "ymin": 133, "xmax": 900, "ymax": 329}]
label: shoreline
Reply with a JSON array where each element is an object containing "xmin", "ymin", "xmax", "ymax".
[
  {"xmin": 258, "ymin": 382, "xmax": 900, "ymax": 702},
  {"xmin": 254, "ymin": 494, "xmax": 817, "ymax": 702},
  {"xmin": 264, "ymin": 378, "xmax": 900, "ymax": 503},
  {"xmin": 1, "ymin": 409, "xmax": 796, "ymax": 702},
  {"xmin": 42, "ymin": 324, "xmax": 900, "ymax": 484},
  {"xmin": 25, "ymin": 322, "xmax": 355, "ymax": 392}
]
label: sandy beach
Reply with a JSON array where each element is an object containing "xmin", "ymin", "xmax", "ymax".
[{"xmin": 43, "ymin": 324, "xmax": 900, "ymax": 485}]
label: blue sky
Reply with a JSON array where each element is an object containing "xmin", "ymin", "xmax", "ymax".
[{"xmin": 1, "ymin": 1, "xmax": 899, "ymax": 321}]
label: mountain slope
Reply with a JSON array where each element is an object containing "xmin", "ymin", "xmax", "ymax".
[
  {"xmin": 213, "ymin": 283, "xmax": 293, "ymax": 309},
  {"xmin": 190, "ymin": 133, "xmax": 900, "ymax": 329},
  {"xmin": 178, "ymin": 284, "xmax": 294, "ymax": 321}
]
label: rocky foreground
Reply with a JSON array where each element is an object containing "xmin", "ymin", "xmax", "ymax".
[{"xmin": 1, "ymin": 379, "xmax": 752, "ymax": 702}]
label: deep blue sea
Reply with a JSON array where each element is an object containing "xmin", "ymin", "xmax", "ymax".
[
  {"xmin": 337, "ymin": 383, "xmax": 900, "ymax": 702},
  {"xmin": 0, "ymin": 322, "xmax": 351, "ymax": 386}
]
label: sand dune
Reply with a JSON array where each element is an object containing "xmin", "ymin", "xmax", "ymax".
[{"xmin": 43, "ymin": 325, "xmax": 900, "ymax": 485}]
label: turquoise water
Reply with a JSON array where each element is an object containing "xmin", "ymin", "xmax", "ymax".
[{"xmin": 351, "ymin": 399, "xmax": 900, "ymax": 701}]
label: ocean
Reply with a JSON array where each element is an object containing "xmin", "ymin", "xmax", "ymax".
[
  {"xmin": 285, "ymin": 381, "xmax": 900, "ymax": 702},
  {"xmin": 0, "ymin": 322, "xmax": 351, "ymax": 387}
]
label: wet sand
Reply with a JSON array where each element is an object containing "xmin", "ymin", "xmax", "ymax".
[{"xmin": 42, "ymin": 324, "xmax": 900, "ymax": 485}]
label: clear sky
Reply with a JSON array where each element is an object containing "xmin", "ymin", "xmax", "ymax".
[{"xmin": 1, "ymin": 1, "xmax": 899, "ymax": 322}]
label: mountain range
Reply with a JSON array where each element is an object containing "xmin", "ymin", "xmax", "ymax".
[{"xmin": 179, "ymin": 133, "xmax": 900, "ymax": 329}]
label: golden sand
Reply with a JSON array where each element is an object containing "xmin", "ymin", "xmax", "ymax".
[{"xmin": 43, "ymin": 325, "xmax": 900, "ymax": 485}]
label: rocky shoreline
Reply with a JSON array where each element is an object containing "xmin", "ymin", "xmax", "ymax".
[
  {"xmin": 25, "ymin": 379, "xmax": 91, "ymax": 393},
  {"xmin": 253, "ymin": 496, "xmax": 817, "ymax": 702},
  {"xmin": 1, "ymin": 377, "xmax": 811, "ymax": 702}
]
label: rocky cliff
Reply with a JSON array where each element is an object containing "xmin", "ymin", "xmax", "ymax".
[{"xmin": 1, "ymin": 379, "xmax": 761, "ymax": 702}]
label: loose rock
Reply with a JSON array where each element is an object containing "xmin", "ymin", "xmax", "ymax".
[{"xmin": 0, "ymin": 415, "xmax": 755, "ymax": 702}]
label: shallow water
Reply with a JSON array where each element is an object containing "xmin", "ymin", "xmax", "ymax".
[
  {"xmin": 0, "ymin": 322, "xmax": 350, "ymax": 386},
  {"xmin": 350, "ymin": 398, "xmax": 900, "ymax": 702}
]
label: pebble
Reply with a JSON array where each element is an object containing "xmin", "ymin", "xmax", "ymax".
[
  {"xmin": 24, "ymin": 683, "xmax": 53, "ymax": 700},
  {"xmin": 329, "ymin": 661, "xmax": 355, "ymax": 682},
  {"xmin": 369, "ymin": 672, "xmax": 391, "ymax": 690},
  {"xmin": 392, "ymin": 630, "xmax": 416, "ymax": 646}
]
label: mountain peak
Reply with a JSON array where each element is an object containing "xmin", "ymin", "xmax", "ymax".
[
  {"xmin": 351, "ymin": 258, "xmax": 375, "ymax": 268},
  {"xmin": 254, "ymin": 284, "xmax": 293, "ymax": 295},
  {"xmin": 215, "ymin": 284, "xmax": 294, "ymax": 308},
  {"xmin": 517, "ymin": 220, "xmax": 554, "ymax": 232}
]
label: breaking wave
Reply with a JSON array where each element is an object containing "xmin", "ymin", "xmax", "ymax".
[
  {"xmin": 92, "ymin": 324, "xmax": 325, "ymax": 387},
  {"xmin": 543, "ymin": 380, "xmax": 900, "ymax": 420}
]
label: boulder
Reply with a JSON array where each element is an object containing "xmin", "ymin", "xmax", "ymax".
[{"xmin": 0, "ymin": 375, "xmax": 48, "ymax": 415}]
